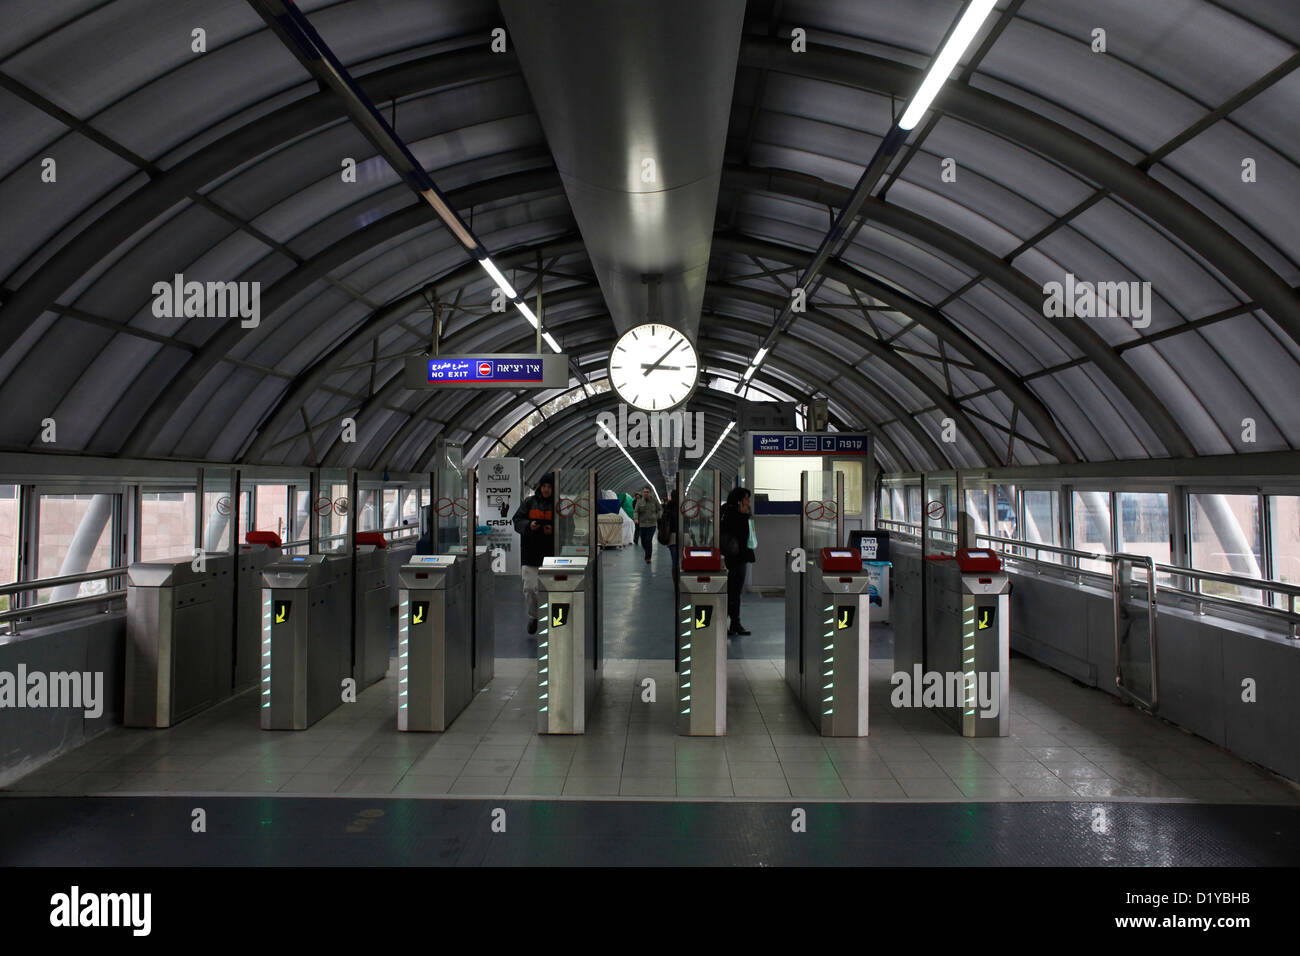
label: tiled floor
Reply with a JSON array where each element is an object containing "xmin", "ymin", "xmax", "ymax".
[{"xmin": 9, "ymin": 656, "xmax": 1298, "ymax": 803}]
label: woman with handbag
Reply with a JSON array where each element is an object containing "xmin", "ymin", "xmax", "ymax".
[{"xmin": 719, "ymin": 486, "xmax": 756, "ymax": 637}]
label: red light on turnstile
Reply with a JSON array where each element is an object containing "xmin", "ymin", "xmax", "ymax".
[
  {"xmin": 416, "ymin": 572, "xmax": 428, "ymax": 579},
  {"xmin": 979, "ymin": 577, "xmax": 991, "ymax": 584},
  {"xmin": 839, "ymin": 577, "xmax": 852, "ymax": 583},
  {"xmin": 696, "ymin": 576, "xmax": 711, "ymax": 582},
  {"xmin": 555, "ymin": 575, "xmax": 568, "ymax": 581}
]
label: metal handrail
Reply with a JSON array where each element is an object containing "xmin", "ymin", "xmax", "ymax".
[
  {"xmin": 0, "ymin": 591, "xmax": 123, "ymax": 627},
  {"xmin": 974, "ymin": 532, "xmax": 1113, "ymax": 567},
  {"xmin": 0, "ymin": 566, "xmax": 128, "ymax": 597}
]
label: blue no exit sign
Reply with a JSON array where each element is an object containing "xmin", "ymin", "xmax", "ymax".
[{"xmin": 404, "ymin": 353, "xmax": 568, "ymax": 389}]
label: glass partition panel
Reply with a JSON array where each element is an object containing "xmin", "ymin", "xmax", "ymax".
[
  {"xmin": 1072, "ymin": 490, "xmax": 1112, "ymax": 574},
  {"xmin": 433, "ymin": 447, "xmax": 469, "ymax": 554},
  {"xmin": 555, "ymin": 469, "xmax": 593, "ymax": 556},
  {"xmin": 37, "ymin": 493, "xmax": 116, "ymax": 599},
  {"xmin": 315, "ymin": 471, "xmax": 350, "ymax": 553},
  {"xmin": 201, "ymin": 469, "xmax": 233, "ymax": 554},
  {"xmin": 1189, "ymin": 493, "xmax": 1262, "ymax": 603},
  {"xmin": 992, "ymin": 483, "xmax": 1017, "ymax": 538},
  {"xmin": 833, "ymin": 460, "xmax": 863, "ymax": 515},
  {"xmin": 680, "ymin": 469, "xmax": 718, "ymax": 548},
  {"xmin": 964, "ymin": 485, "xmax": 990, "ymax": 538},
  {"xmin": 803, "ymin": 470, "xmax": 839, "ymax": 553},
  {"xmin": 252, "ymin": 483, "xmax": 290, "ymax": 541}
]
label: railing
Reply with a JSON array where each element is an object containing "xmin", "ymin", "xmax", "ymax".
[
  {"xmin": 0, "ymin": 567, "xmax": 129, "ymax": 637},
  {"xmin": 972, "ymin": 532, "xmax": 1300, "ymax": 640},
  {"xmin": 877, "ymin": 518, "xmax": 958, "ymax": 550}
]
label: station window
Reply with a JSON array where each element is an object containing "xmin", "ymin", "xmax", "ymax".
[
  {"xmin": 201, "ymin": 488, "xmax": 233, "ymax": 553},
  {"xmin": 1189, "ymin": 493, "xmax": 1263, "ymax": 603},
  {"xmin": 992, "ymin": 484, "xmax": 1017, "ymax": 539},
  {"xmin": 1071, "ymin": 490, "xmax": 1112, "ymax": 575},
  {"xmin": 316, "ymin": 481, "xmax": 350, "ymax": 552},
  {"xmin": 382, "ymin": 488, "xmax": 400, "ymax": 529},
  {"xmin": 964, "ymin": 486, "xmax": 990, "ymax": 535},
  {"xmin": 401, "ymin": 489, "xmax": 419, "ymax": 528},
  {"xmin": 252, "ymin": 484, "xmax": 290, "ymax": 541},
  {"xmin": 1023, "ymin": 489, "xmax": 1061, "ymax": 563},
  {"xmin": 36, "ymin": 493, "xmax": 116, "ymax": 597},
  {"xmin": 139, "ymin": 490, "xmax": 196, "ymax": 563},
  {"xmin": 0, "ymin": 485, "xmax": 18, "ymax": 611},
  {"xmin": 752, "ymin": 455, "xmax": 821, "ymax": 504},
  {"xmin": 1116, "ymin": 491, "xmax": 1171, "ymax": 567},
  {"xmin": 1268, "ymin": 496, "xmax": 1300, "ymax": 598},
  {"xmin": 906, "ymin": 485, "xmax": 922, "ymax": 525},
  {"xmin": 832, "ymin": 461, "xmax": 863, "ymax": 515}
]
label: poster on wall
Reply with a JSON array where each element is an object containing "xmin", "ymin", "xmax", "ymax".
[{"xmin": 478, "ymin": 457, "xmax": 522, "ymax": 575}]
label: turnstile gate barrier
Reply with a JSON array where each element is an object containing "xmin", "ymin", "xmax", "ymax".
[
  {"xmin": 353, "ymin": 532, "xmax": 390, "ymax": 688},
  {"xmin": 677, "ymin": 547, "xmax": 728, "ymax": 736},
  {"xmin": 235, "ymin": 531, "xmax": 282, "ymax": 693},
  {"xmin": 473, "ymin": 546, "xmax": 495, "ymax": 691},
  {"xmin": 397, "ymin": 554, "xmax": 473, "ymax": 731},
  {"xmin": 125, "ymin": 556, "xmax": 235, "ymax": 728},
  {"xmin": 260, "ymin": 554, "xmax": 351, "ymax": 730},
  {"xmin": 799, "ymin": 548, "xmax": 870, "ymax": 736},
  {"xmin": 537, "ymin": 555, "xmax": 600, "ymax": 733}
]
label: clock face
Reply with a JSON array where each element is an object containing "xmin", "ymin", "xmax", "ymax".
[{"xmin": 607, "ymin": 323, "xmax": 699, "ymax": 411}]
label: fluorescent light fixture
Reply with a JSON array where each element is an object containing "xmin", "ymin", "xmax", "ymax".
[
  {"xmin": 687, "ymin": 420, "xmax": 736, "ymax": 493},
  {"xmin": 897, "ymin": 0, "xmax": 999, "ymax": 131},
  {"xmin": 542, "ymin": 331, "xmax": 562, "ymax": 352},
  {"xmin": 513, "ymin": 300, "xmax": 539, "ymax": 328},
  {"xmin": 752, "ymin": 346, "xmax": 769, "ymax": 366},
  {"xmin": 480, "ymin": 257, "xmax": 518, "ymax": 299},
  {"xmin": 421, "ymin": 188, "xmax": 478, "ymax": 250},
  {"xmin": 598, "ymin": 421, "xmax": 660, "ymax": 501}
]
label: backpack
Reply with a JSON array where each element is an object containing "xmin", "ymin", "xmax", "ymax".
[{"xmin": 656, "ymin": 513, "xmax": 670, "ymax": 545}]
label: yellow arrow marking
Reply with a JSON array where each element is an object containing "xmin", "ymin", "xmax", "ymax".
[
  {"xmin": 412, "ymin": 605, "xmax": 424, "ymax": 625},
  {"xmin": 978, "ymin": 609, "xmax": 991, "ymax": 630},
  {"xmin": 695, "ymin": 609, "xmax": 707, "ymax": 627},
  {"xmin": 553, "ymin": 608, "xmax": 565, "ymax": 626},
  {"xmin": 275, "ymin": 605, "xmax": 287, "ymax": 624},
  {"xmin": 838, "ymin": 610, "xmax": 850, "ymax": 628}
]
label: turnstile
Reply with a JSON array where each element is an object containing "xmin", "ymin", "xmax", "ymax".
[
  {"xmin": 353, "ymin": 533, "xmax": 391, "ymax": 688},
  {"xmin": 260, "ymin": 554, "xmax": 351, "ymax": 730},
  {"xmin": 473, "ymin": 546, "xmax": 495, "ymax": 691},
  {"xmin": 537, "ymin": 555, "xmax": 600, "ymax": 733},
  {"xmin": 125, "ymin": 556, "xmax": 235, "ymax": 728},
  {"xmin": 798, "ymin": 548, "xmax": 870, "ymax": 736},
  {"xmin": 784, "ymin": 549, "xmax": 804, "ymax": 700},
  {"xmin": 677, "ymin": 548, "xmax": 729, "ymax": 735},
  {"xmin": 235, "ymin": 532, "xmax": 282, "ymax": 693},
  {"xmin": 397, "ymin": 554, "xmax": 473, "ymax": 731}
]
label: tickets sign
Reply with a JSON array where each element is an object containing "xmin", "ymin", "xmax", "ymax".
[{"xmin": 751, "ymin": 433, "xmax": 869, "ymax": 455}]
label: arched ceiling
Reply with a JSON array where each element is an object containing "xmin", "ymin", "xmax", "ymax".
[{"xmin": 1, "ymin": 0, "xmax": 1297, "ymax": 491}]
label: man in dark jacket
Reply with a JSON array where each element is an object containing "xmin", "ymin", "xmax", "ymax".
[{"xmin": 512, "ymin": 472, "xmax": 555, "ymax": 634}]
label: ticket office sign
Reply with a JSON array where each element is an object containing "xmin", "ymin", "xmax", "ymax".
[
  {"xmin": 404, "ymin": 353, "xmax": 568, "ymax": 389},
  {"xmin": 751, "ymin": 432, "xmax": 869, "ymax": 455}
]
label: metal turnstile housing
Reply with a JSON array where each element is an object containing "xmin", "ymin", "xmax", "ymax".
[
  {"xmin": 784, "ymin": 550, "xmax": 804, "ymax": 701},
  {"xmin": 473, "ymin": 547, "xmax": 495, "ymax": 691},
  {"xmin": 125, "ymin": 556, "xmax": 235, "ymax": 728},
  {"xmin": 923, "ymin": 550, "xmax": 1011, "ymax": 737},
  {"xmin": 353, "ymin": 543, "xmax": 391, "ymax": 688},
  {"xmin": 677, "ymin": 549, "xmax": 729, "ymax": 736},
  {"xmin": 801, "ymin": 550, "xmax": 870, "ymax": 736},
  {"xmin": 235, "ymin": 541, "xmax": 281, "ymax": 693},
  {"xmin": 260, "ymin": 554, "xmax": 351, "ymax": 730},
  {"xmin": 397, "ymin": 554, "xmax": 472, "ymax": 731},
  {"xmin": 537, "ymin": 556, "xmax": 600, "ymax": 733}
]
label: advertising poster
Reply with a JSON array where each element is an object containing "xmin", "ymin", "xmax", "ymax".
[{"xmin": 478, "ymin": 457, "xmax": 522, "ymax": 575}]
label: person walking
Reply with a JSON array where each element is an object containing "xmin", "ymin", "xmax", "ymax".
[
  {"xmin": 719, "ymin": 486, "xmax": 756, "ymax": 636},
  {"xmin": 512, "ymin": 472, "xmax": 555, "ymax": 635},
  {"xmin": 665, "ymin": 487, "xmax": 680, "ymax": 583},
  {"xmin": 633, "ymin": 486, "xmax": 662, "ymax": 563}
]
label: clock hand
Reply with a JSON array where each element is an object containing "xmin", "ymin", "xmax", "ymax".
[
  {"xmin": 640, "ymin": 364, "xmax": 681, "ymax": 371},
  {"xmin": 641, "ymin": 339, "xmax": 684, "ymax": 376}
]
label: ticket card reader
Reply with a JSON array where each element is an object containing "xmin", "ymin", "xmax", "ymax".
[
  {"xmin": 954, "ymin": 548, "xmax": 1010, "ymax": 737},
  {"xmin": 397, "ymin": 554, "xmax": 472, "ymax": 732},
  {"xmin": 677, "ymin": 547, "xmax": 728, "ymax": 736},
  {"xmin": 260, "ymin": 554, "xmax": 351, "ymax": 730},
  {"xmin": 537, "ymin": 555, "xmax": 600, "ymax": 733},
  {"xmin": 799, "ymin": 548, "xmax": 870, "ymax": 736}
]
